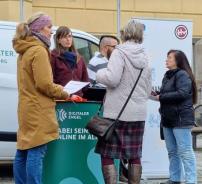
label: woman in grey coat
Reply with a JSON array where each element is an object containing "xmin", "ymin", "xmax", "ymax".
[{"xmin": 95, "ymin": 19, "xmax": 152, "ymax": 184}]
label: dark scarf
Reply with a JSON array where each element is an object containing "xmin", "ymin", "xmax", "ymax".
[
  {"xmin": 165, "ymin": 68, "xmax": 180, "ymax": 79},
  {"xmin": 62, "ymin": 51, "xmax": 77, "ymax": 69},
  {"xmin": 32, "ymin": 31, "xmax": 51, "ymax": 48}
]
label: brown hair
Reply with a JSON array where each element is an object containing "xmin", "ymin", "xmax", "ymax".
[
  {"xmin": 168, "ymin": 50, "xmax": 198, "ymax": 104},
  {"xmin": 54, "ymin": 26, "xmax": 79, "ymax": 58}
]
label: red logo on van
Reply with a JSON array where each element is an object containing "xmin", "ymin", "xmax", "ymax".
[{"xmin": 175, "ymin": 25, "xmax": 188, "ymax": 39}]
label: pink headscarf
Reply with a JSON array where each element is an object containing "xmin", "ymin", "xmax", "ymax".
[{"xmin": 29, "ymin": 15, "xmax": 51, "ymax": 32}]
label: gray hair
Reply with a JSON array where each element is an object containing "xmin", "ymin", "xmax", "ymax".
[{"xmin": 120, "ymin": 19, "xmax": 144, "ymax": 43}]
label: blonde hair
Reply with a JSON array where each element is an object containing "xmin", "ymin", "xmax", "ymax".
[
  {"xmin": 13, "ymin": 12, "xmax": 47, "ymax": 40},
  {"xmin": 120, "ymin": 19, "xmax": 144, "ymax": 43}
]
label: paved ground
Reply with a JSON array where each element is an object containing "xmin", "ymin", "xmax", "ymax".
[{"xmin": 1, "ymin": 135, "xmax": 202, "ymax": 184}]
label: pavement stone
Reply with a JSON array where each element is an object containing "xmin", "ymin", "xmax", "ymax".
[{"xmin": 1, "ymin": 136, "xmax": 202, "ymax": 184}]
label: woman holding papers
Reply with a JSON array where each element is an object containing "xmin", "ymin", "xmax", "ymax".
[
  {"xmin": 12, "ymin": 12, "xmax": 69, "ymax": 184},
  {"xmin": 51, "ymin": 26, "xmax": 89, "ymax": 96}
]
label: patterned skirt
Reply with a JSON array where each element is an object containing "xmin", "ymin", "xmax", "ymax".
[{"xmin": 95, "ymin": 121, "xmax": 145, "ymax": 159}]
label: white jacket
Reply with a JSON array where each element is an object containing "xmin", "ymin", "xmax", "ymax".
[{"xmin": 96, "ymin": 41, "xmax": 152, "ymax": 122}]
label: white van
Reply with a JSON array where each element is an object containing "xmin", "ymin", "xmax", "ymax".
[{"xmin": 0, "ymin": 21, "xmax": 99, "ymax": 163}]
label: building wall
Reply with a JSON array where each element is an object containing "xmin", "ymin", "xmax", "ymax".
[
  {"xmin": 32, "ymin": 0, "xmax": 202, "ymax": 37},
  {"xmin": 1, "ymin": 0, "xmax": 202, "ymax": 98},
  {"xmin": 1, "ymin": 0, "xmax": 202, "ymax": 37},
  {"xmin": 0, "ymin": 0, "xmax": 32, "ymax": 22}
]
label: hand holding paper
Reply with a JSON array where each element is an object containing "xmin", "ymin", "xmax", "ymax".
[{"xmin": 63, "ymin": 80, "xmax": 90, "ymax": 95}]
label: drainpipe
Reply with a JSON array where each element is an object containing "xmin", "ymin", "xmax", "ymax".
[{"xmin": 20, "ymin": 0, "xmax": 24, "ymax": 21}]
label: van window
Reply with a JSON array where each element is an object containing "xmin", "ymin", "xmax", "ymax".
[
  {"xmin": 89, "ymin": 42, "xmax": 99, "ymax": 57},
  {"xmin": 74, "ymin": 37, "xmax": 98, "ymax": 64}
]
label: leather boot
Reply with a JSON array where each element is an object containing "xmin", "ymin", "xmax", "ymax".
[
  {"xmin": 102, "ymin": 164, "xmax": 117, "ymax": 184},
  {"xmin": 128, "ymin": 164, "xmax": 142, "ymax": 184},
  {"xmin": 119, "ymin": 173, "xmax": 128, "ymax": 183}
]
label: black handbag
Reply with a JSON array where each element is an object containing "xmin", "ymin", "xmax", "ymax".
[{"xmin": 86, "ymin": 69, "xmax": 143, "ymax": 141}]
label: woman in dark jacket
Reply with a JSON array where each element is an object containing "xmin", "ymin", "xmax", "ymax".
[
  {"xmin": 51, "ymin": 26, "xmax": 89, "ymax": 96},
  {"xmin": 153, "ymin": 50, "xmax": 197, "ymax": 184}
]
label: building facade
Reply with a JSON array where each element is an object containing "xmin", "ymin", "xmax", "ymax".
[
  {"xmin": 0, "ymin": 0, "xmax": 202, "ymax": 37},
  {"xmin": 1, "ymin": 0, "xmax": 202, "ymax": 103}
]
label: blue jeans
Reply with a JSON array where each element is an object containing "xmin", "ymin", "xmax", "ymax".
[
  {"xmin": 163, "ymin": 127, "xmax": 197, "ymax": 184},
  {"xmin": 13, "ymin": 144, "xmax": 47, "ymax": 184}
]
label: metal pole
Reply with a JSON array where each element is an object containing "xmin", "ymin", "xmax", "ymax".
[
  {"xmin": 20, "ymin": 0, "xmax": 24, "ymax": 21},
  {"xmin": 117, "ymin": 0, "xmax": 121, "ymax": 38}
]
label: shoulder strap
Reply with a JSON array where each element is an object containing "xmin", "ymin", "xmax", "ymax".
[
  {"xmin": 114, "ymin": 48, "xmax": 143, "ymax": 122},
  {"xmin": 97, "ymin": 48, "xmax": 144, "ymax": 124},
  {"xmin": 115, "ymin": 69, "xmax": 143, "ymax": 122},
  {"xmin": 97, "ymin": 69, "xmax": 143, "ymax": 121}
]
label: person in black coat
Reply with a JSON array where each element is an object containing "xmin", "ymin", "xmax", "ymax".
[{"xmin": 152, "ymin": 50, "xmax": 197, "ymax": 184}]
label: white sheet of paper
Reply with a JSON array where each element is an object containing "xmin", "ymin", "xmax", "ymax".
[{"xmin": 63, "ymin": 80, "xmax": 90, "ymax": 94}]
